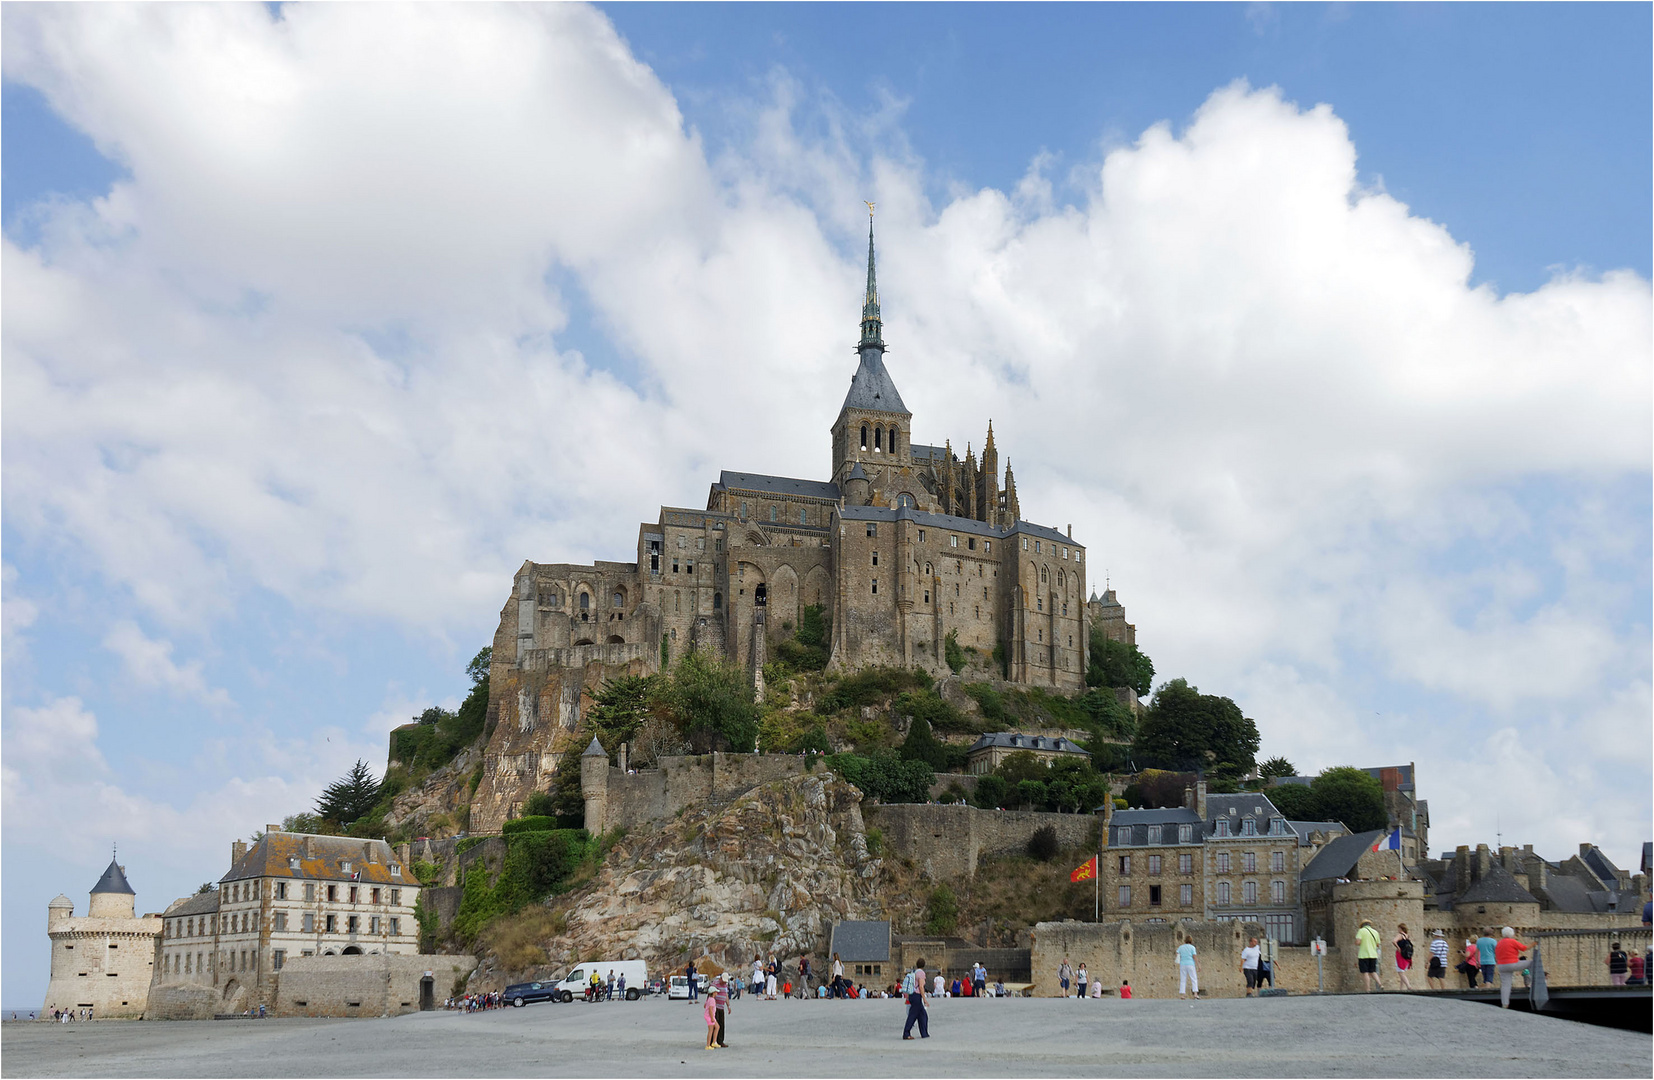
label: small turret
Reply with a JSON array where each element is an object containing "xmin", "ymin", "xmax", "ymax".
[
  {"xmin": 844, "ymin": 462, "xmax": 870, "ymax": 507},
  {"xmin": 47, "ymin": 894, "xmax": 73, "ymax": 929},
  {"xmin": 88, "ymin": 857, "xmax": 137, "ymax": 919},
  {"xmin": 581, "ymin": 736, "xmax": 610, "ymax": 835}
]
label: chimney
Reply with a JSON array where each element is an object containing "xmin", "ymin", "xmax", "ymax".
[
  {"xmin": 1067, "ymin": 524, "xmax": 1072, "ymax": 538},
  {"xmin": 1183, "ymin": 784, "xmax": 1194, "ymax": 810},
  {"xmin": 231, "ymin": 840, "xmax": 248, "ymax": 865},
  {"xmin": 266, "ymin": 823, "xmax": 283, "ymax": 833},
  {"xmin": 1195, "ymin": 781, "xmax": 1207, "ymax": 820},
  {"xmin": 1475, "ymin": 844, "xmax": 1491, "ymax": 880},
  {"xmin": 301, "ymin": 836, "xmax": 313, "ymax": 860},
  {"xmin": 1455, "ymin": 845, "xmax": 1471, "ymax": 894}
]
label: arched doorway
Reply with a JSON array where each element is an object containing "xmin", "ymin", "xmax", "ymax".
[{"xmin": 341, "ymin": 946, "xmax": 363, "ymax": 955}]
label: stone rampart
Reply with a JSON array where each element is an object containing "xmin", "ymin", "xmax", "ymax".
[
  {"xmin": 867, "ymin": 803, "xmax": 1095, "ymax": 878},
  {"xmin": 1031, "ymin": 918, "xmax": 1263, "ymax": 998},
  {"xmin": 593, "ymin": 752, "xmax": 810, "ymax": 833},
  {"xmin": 272, "ymin": 953, "xmax": 477, "ymax": 1018},
  {"xmin": 144, "ymin": 982, "xmax": 222, "ymax": 1021}
]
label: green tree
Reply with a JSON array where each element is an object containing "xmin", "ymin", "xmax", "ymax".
[
  {"xmin": 1087, "ymin": 632, "xmax": 1155, "ymax": 697},
  {"xmin": 925, "ymin": 885, "xmax": 959, "ymax": 935},
  {"xmin": 587, "ymin": 674, "xmax": 661, "ymax": 752},
  {"xmin": 827, "ymin": 750, "xmax": 934, "ymax": 804},
  {"xmin": 281, "ymin": 812, "xmax": 325, "ymax": 834},
  {"xmin": 523, "ymin": 791, "xmax": 558, "ymax": 819},
  {"xmin": 465, "ymin": 646, "xmax": 493, "ymax": 687},
  {"xmin": 943, "ymin": 629, "xmax": 966, "ymax": 674},
  {"xmin": 315, "ymin": 760, "xmax": 382, "ymax": 827},
  {"xmin": 796, "ymin": 604, "xmax": 828, "ymax": 648},
  {"xmin": 1309, "ymin": 767, "xmax": 1387, "ymax": 832},
  {"xmin": 668, "ymin": 649, "xmax": 759, "ymax": 752},
  {"xmin": 995, "ymin": 750, "xmax": 1049, "ymax": 786},
  {"xmin": 1264, "ymin": 782, "xmax": 1319, "ymax": 821},
  {"xmin": 970, "ymin": 774, "xmax": 1009, "ymax": 809},
  {"xmin": 899, "ymin": 713, "xmax": 949, "ymax": 770},
  {"xmin": 415, "ymin": 706, "xmax": 448, "ymax": 726},
  {"xmin": 196, "ymin": 882, "xmax": 217, "ymax": 895},
  {"xmin": 1132, "ymin": 679, "xmax": 1259, "ymax": 776},
  {"xmin": 1258, "ymin": 756, "xmax": 1298, "ymax": 779},
  {"xmin": 1016, "ymin": 778, "xmax": 1048, "ymax": 810}
]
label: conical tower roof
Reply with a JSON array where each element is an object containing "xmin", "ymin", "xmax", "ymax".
[
  {"xmin": 841, "ymin": 206, "xmax": 907, "ymax": 416},
  {"xmin": 582, "ymin": 736, "xmax": 606, "ymax": 757},
  {"xmin": 91, "ymin": 858, "xmax": 135, "ymax": 895}
]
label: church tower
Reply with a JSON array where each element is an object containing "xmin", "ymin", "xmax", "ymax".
[{"xmin": 831, "ymin": 209, "xmax": 911, "ymax": 492}]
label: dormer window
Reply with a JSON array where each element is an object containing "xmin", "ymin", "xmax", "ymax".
[
  {"xmin": 1241, "ymin": 818, "xmax": 1256, "ymax": 837},
  {"xmin": 342, "ymin": 862, "xmax": 353, "ymax": 874},
  {"xmin": 289, "ymin": 857, "xmax": 300, "ymax": 870},
  {"xmin": 1216, "ymin": 818, "xmax": 1231, "ymax": 837},
  {"xmin": 1147, "ymin": 825, "xmax": 1162, "ymax": 844},
  {"xmin": 390, "ymin": 864, "xmax": 402, "ymax": 877}
]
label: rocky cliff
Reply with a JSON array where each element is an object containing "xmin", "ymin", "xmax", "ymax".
[{"xmin": 474, "ymin": 770, "xmax": 883, "ymax": 987}]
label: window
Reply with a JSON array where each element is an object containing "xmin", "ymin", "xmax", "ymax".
[
  {"xmin": 1178, "ymin": 824, "xmax": 1193, "ymax": 843},
  {"xmin": 1147, "ymin": 855, "xmax": 1162, "ymax": 875},
  {"xmin": 1180, "ymin": 884, "xmax": 1193, "ymax": 906},
  {"xmin": 1272, "ymin": 880, "xmax": 1287, "ymax": 904},
  {"xmin": 1216, "ymin": 852, "xmax": 1231, "ymax": 873},
  {"xmin": 1117, "ymin": 886, "xmax": 1130, "ymax": 907},
  {"xmin": 713, "ymin": 592, "xmax": 722, "ymax": 610},
  {"xmin": 1118, "ymin": 855, "xmax": 1130, "ymax": 874},
  {"xmin": 950, "ymin": 535, "xmax": 958, "ymax": 548},
  {"xmin": 739, "ymin": 501, "xmax": 748, "ymax": 520},
  {"xmin": 325, "ymin": 914, "xmax": 336, "ymax": 933},
  {"xmin": 769, "ymin": 506, "xmax": 777, "ymax": 522},
  {"xmin": 302, "ymin": 913, "xmax": 315, "ymax": 933},
  {"xmin": 1147, "ymin": 825, "xmax": 1162, "ymax": 844},
  {"xmin": 388, "ymin": 917, "xmax": 400, "ymax": 936},
  {"xmin": 918, "ymin": 529, "xmax": 926, "ymax": 542},
  {"xmin": 1022, "ymin": 538, "xmax": 1028, "ymax": 550},
  {"xmin": 1243, "ymin": 852, "xmax": 1257, "ymax": 873},
  {"xmin": 860, "ymin": 424, "xmax": 868, "ymax": 450},
  {"xmin": 390, "ymin": 889, "xmax": 401, "ymax": 905},
  {"xmin": 1243, "ymin": 880, "xmax": 1258, "ymax": 905},
  {"xmin": 984, "ymin": 541, "xmax": 991, "ymax": 553},
  {"xmin": 1035, "ymin": 541, "xmax": 1042, "ymax": 553},
  {"xmin": 874, "ymin": 427, "xmax": 882, "ymax": 451},
  {"xmin": 871, "ymin": 579, "xmax": 878, "ymax": 595},
  {"xmin": 304, "ymin": 883, "xmax": 316, "ymax": 902},
  {"xmin": 274, "ymin": 912, "xmax": 288, "ymax": 932},
  {"xmin": 1271, "ymin": 817, "xmax": 1286, "ymax": 835},
  {"xmin": 327, "ymin": 885, "xmax": 338, "ymax": 902},
  {"xmin": 1271, "ymin": 851, "xmax": 1285, "ymax": 873},
  {"xmin": 371, "ymin": 888, "xmax": 381, "ymax": 904},
  {"xmin": 349, "ymin": 886, "xmax": 358, "ymax": 904},
  {"xmin": 1215, "ymin": 818, "xmax": 1231, "ymax": 837},
  {"xmin": 272, "ymin": 950, "xmax": 285, "ymax": 972},
  {"xmin": 1178, "ymin": 853, "xmax": 1193, "ymax": 874},
  {"xmin": 1241, "ymin": 817, "xmax": 1257, "ymax": 836},
  {"xmin": 1149, "ymin": 885, "xmax": 1162, "ymax": 906},
  {"xmin": 871, "ymin": 551, "xmax": 879, "ymax": 566},
  {"xmin": 800, "ymin": 508, "xmax": 808, "ymax": 524},
  {"xmin": 612, "ymin": 590, "xmax": 624, "ymax": 608},
  {"xmin": 276, "ymin": 882, "xmax": 287, "ymax": 900},
  {"xmin": 866, "ymin": 523, "xmax": 877, "ymax": 537},
  {"xmin": 370, "ymin": 916, "xmax": 380, "ymax": 934},
  {"xmin": 967, "ymin": 538, "xmax": 976, "ymax": 550},
  {"xmin": 1218, "ymin": 881, "xmax": 1231, "ymax": 904}
]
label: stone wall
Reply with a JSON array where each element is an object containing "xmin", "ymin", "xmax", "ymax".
[
  {"xmin": 1030, "ymin": 919, "xmax": 1263, "ymax": 998},
  {"xmin": 144, "ymin": 982, "xmax": 221, "ymax": 1021},
  {"xmin": 587, "ymin": 752, "xmax": 810, "ymax": 834},
  {"xmin": 867, "ymin": 803, "xmax": 1096, "ymax": 878},
  {"xmin": 272, "ymin": 953, "xmax": 477, "ymax": 1018}
]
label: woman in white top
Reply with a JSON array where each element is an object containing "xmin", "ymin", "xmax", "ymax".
[
  {"xmin": 1239, "ymin": 937, "xmax": 1262, "ymax": 997},
  {"xmin": 1075, "ymin": 963, "xmax": 1089, "ymax": 999},
  {"xmin": 933, "ymin": 973, "xmax": 945, "ymax": 997}
]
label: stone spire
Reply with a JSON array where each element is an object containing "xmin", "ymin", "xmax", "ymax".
[
  {"xmin": 942, "ymin": 438, "xmax": 956, "ymax": 514},
  {"xmin": 963, "ymin": 442, "xmax": 978, "ymax": 521},
  {"xmin": 981, "ymin": 421, "xmax": 1000, "ymax": 525},
  {"xmin": 859, "ymin": 205, "xmax": 883, "ymax": 351},
  {"xmin": 1004, "ymin": 459, "xmax": 1020, "ymax": 522}
]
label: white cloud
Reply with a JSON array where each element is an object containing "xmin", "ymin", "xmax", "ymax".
[
  {"xmin": 1, "ymin": 4, "xmax": 1647, "ymax": 871},
  {"xmin": 102, "ymin": 621, "xmax": 232, "ymax": 708}
]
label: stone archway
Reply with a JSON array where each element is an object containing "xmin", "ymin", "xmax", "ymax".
[{"xmin": 341, "ymin": 946, "xmax": 363, "ymax": 955}]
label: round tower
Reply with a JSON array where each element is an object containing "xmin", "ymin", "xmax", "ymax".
[
  {"xmin": 47, "ymin": 893, "xmax": 73, "ymax": 929},
  {"xmin": 843, "ymin": 463, "xmax": 871, "ymax": 507},
  {"xmin": 581, "ymin": 736, "xmax": 609, "ymax": 835},
  {"xmin": 88, "ymin": 858, "xmax": 137, "ymax": 919}
]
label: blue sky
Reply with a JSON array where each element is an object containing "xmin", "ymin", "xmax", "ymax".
[{"xmin": 3, "ymin": 3, "xmax": 1649, "ymax": 1008}]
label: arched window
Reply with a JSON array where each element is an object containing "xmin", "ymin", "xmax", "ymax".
[
  {"xmin": 860, "ymin": 425, "xmax": 868, "ymax": 450},
  {"xmin": 889, "ymin": 428, "xmax": 899, "ymax": 455},
  {"xmin": 579, "ymin": 592, "xmax": 590, "ymax": 610},
  {"xmin": 713, "ymin": 592, "xmax": 723, "ymax": 610},
  {"xmin": 1041, "ymin": 566, "xmax": 1048, "ymax": 583},
  {"xmin": 874, "ymin": 427, "xmax": 882, "ymax": 451},
  {"xmin": 612, "ymin": 590, "xmax": 624, "ymax": 608}
]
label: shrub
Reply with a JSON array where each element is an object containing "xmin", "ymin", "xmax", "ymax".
[
  {"xmin": 925, "ymin": 885, "xmax": 959, "ymax": 935},
  {"xmin": 943, "ymin": 630, "xmax": 966, "ymax": 674},
  {"xmin": 523, "ymin": 791, "xmax": 558, "ymax": 819},
  {"xmin": 826, "ymin": 750, "xmax": 935, "ymax": 804},
  {"xmin": 502, "ymin": 816, "xmax": 556, "ymax": 836},
  {"xmin": 963, "ymin": 681, "xmax": 1006, "ymax": 722},
  {"xmin": 1027, "ymin": 825, "xmax": 1059, "ymax": 862},
  {"xmin": 971, "ymin": 774, "xmax": 1009, "ymax": 809},
  {"xmin": 864, "ymin": 826, "xmax": 885, "ymax": 857}
]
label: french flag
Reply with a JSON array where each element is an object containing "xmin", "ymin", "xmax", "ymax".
[{"xmin": 1370, "ymin": 829, "xmax": 1401, "ymax": 853}]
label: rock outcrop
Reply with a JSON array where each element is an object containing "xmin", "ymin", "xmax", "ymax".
[{"xmin": 480, "ymin": 770, "xmax": 883, "ymax": 986}]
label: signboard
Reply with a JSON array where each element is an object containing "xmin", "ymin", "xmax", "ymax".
[{"xmin": 1310, "ymin": 940, "xmax": 1327, "ymax": 956}]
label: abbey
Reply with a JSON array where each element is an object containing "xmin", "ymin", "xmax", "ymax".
[{"xmin": 473, "ymin": 220, "xmax": 1091, "ymax": 830}]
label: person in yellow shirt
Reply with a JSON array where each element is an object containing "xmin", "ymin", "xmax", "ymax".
[{"xmin": 1356, "ymin": 919, "xmax": 1383, "ymax": 992}]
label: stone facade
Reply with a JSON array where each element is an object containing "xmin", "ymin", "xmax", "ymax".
[
  {"xmin": 472, "ymin": 220, "xmax": 1098, "ymax": 831},
  {"xmin": 579, "ymin": 746, "xmax": 808, "ymax": 836},
  {"xmin": 866, "ymin": 802, "xmax": 1096, "ymax": 879},
  {"xmin": 150, "ymin": 829, "xmax": 421, "ymax": 1017},
  {"xmin": 964, "ymin": 731, "xmax": 1090, "ymax": 775},
  {"xmin": 41, "ymin": 860, "xmax": 162, "ymax": 1019},
  {"xmin": 272, "ymin": 953, "xmax": 477, "ymax": 1017}
]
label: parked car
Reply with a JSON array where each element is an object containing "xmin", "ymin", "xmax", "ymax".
[
  {"xmin": 667, "ymin": 975, "xmax": 695, "ymax": 1000},
  {"xmin": 502, "ymin": 981, "xmax": 558, "ymax": 1007},
  {"xmin": 552, "ymin": 960, "xmax": 648, "ymax": 1002}
]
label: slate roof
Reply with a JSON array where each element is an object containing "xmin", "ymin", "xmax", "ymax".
[
  {"xmin": 836, "ymin": 503, "xmax": 1080, "ymax": 547},
  {"xmin": 967, "ymin": 732, "xmax": 1088, "ymax": 756},
  {"xmin": 1109, "ymin": 807, "xmax": 1203, "ymax": 847},
  {"xmin": 1533, "ymin": 873, "xmax": 1615, "ymax": 914},
  {"xmin": 1582, "ymin": 846, "xmax": 1624, "ymax": 888},
  {"xmin": 1455, "ymin": 863, "xmax": 1539, "ymax": 905},
  {"xmin": 1301, "ymin": 829, "xmax": 1390, "ymax": 882},
  {"xmin": 91, "ymin": 858, "xmax": 135, "ymax": 895},
  {"xmin": 164, "ymin": 890, "xmax": 222, "ymax": 918},
  {"xmin": 583, "ymin": 736, "xmax": 606, "ymax": 757},
  {"xmin": 841, "ymin": 350, "xmax": 908, "ymax": 415},
  {"xmin": 714, "ymin": 471, "xmax": 841, "ymax": 502},
  {"xmin": 220, "ymin": 833, "xmax": 406, "ymax": 886},
  {"xmin": 910, "ymin": 444, "xmax": 950, "ymax": 464},
  {"xmin": 1287, "ymin": 821, "xmax": 1347, "ymax": 847},
  {"xmin": 830, "ymin": 920, "xmax": 891, "ymax": 963}
]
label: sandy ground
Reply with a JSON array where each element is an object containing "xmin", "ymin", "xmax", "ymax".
[{"xmin": 4, "ymin": 993, "xmax": 1649, "ymax": 1078}]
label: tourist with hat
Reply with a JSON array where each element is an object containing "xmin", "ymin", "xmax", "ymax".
[{"xmin": 1426, "ymin": 930, "xmax": 1449, "ymax": 990}]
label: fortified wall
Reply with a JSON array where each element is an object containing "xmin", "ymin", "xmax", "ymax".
[
  {"xmin": 272, "ymin": 953, "xmax": 478, "ymax": 1017},
  {"xmin": 581, "ymin": 746, "xmax": 810, "ymax": 835},
  {"xmin": 867, "ymin": 803, "xmax": 1096, "ymax": 879}
]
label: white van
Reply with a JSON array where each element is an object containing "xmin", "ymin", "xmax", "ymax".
[{"xmin": 554, "ymin": 960, "xmax": 648, "ymax": 1002}]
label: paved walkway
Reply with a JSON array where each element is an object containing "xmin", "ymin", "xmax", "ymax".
[{"xmin": 4, "ymin": 993, "xmax": 1649, "ymax": 1077}]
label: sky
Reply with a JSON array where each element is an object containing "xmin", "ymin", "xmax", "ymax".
[{"xmin": 2, "ymin": 2, "xmax": 1649, "ymax": 1006}]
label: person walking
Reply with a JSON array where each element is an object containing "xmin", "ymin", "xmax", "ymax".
[
  {"xmin": 933, "ymin": 972, "xmax": 945, "ymax": 998},
  {"xmin": 713, "ymin": 972, "xmax": 730, "ymax": 1046},
  {"xmin": 831, "ymin": 952, "xmax": 844, "ymax": 998},
  {"xmin": 902, "ymin": 959, "xmax": 930, "ymax": 1040},
  {"xmin": 1176, "ymin": 936, "xmax": 1200, "ymax": 1000},
  {"xmin": 1058, "ymin": 958, "xmax": 1072, "ymax": 998},
  {"xmin": 1606, "ymin": 941, "xmax": 1629, "ymax": 986},
  {"xmin": 1393, "ymin": 925, "xmax": 1415, "ymax": 991},
  {"xmin": 1240, "ymin": 937, "xmax": 1262, "ymax": 996},
  {"xmin": 798, "ymin": 955, "xmax": 812, "ymax": 998},
  {"xmin": 1494, "ymin": 927, "xmax": 1535, "ymax": 1008},
  {"xmin": 1460, "ymin": 938, "xmax": 1481, "ymax": 989},
  {"xmin": 1475, "ymin": 930, "xmax": 1499, "ymax": 990},
  {"xmin": 1426, "ymin": 931, "xmax": 1449, "ymax": 991},
  {"xmin": 765, "ymin": 956, "xmax": 779, "ymax": 1000},
  {"xmin": 1074, "ymin": 963, "xmax": 1088, "ymax": 999},
  {"xmin": 1356, "ymin": 919, "xmax": 1383, "ymax": 991}
]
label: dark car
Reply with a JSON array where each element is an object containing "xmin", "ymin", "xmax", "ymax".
[{"xmin": 502, "ymin": 981, "xmax": 558, "ymax": 1007}]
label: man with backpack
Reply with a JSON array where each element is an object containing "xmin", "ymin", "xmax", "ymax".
[{"xmin": 902, "ymin": 959, "xmax": 930, "ymax": 1040}]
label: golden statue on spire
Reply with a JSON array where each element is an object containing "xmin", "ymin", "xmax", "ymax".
[{"xmin": 864, "ymin": 200, "xmax": 875, "ymax": 218}]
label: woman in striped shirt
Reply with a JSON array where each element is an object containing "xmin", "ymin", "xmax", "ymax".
[{"xmin": 1426, "ymin": 930, "xmax": 1450, "ymax": 990}]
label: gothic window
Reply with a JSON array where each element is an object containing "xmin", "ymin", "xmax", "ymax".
[
  {"xmin": 889, "ymin": 428, "xmax": 899, "ymax": 454},
  {"xmin": 896, "ymin": 493, "xmax": 915, "ymax": 508},
  {"xmin": 769, "ymin": 506, "xmax": 778, "ymax": 522},
  {"xmin": 1041, "ymin": 566, "xmax": 1048, "ymax": 583},
  {"xmin": 612, "ymin": 590, "xmax": 624, "ymax": 608},
  {"xmin": 799, "ymin": 508, "xmax": 808, "ymax": 524},
  {"xmin": 580, "ymin": 592, "xmax": 590, "ymax": 611},
  {"xmin": 874, "ymin": 427, "xmax": 882, "ymax": 451},
  {"xmin": 860, "ymin": 425, "xmax": 868, "ymax": 450},
  {"xmin": 713, "ymin": 593, "xmax": 723, "ymax": 610}
]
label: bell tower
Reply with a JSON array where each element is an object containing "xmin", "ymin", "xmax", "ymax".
[{"xmin": 831, "ymin": 204, "xmax": 911, "ymax": 492}]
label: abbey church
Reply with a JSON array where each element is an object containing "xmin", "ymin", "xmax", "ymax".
[{"xmin": 471, "ymin": 219, "xmax": 1104, "ymax": 830}]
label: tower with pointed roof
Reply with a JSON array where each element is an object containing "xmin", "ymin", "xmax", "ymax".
[
  {"xmin": 42, "ymin": 856, "xmax": 161, "ymax": 1019},
  {"xmin": 831, "ymin": 210, "xmax": 913, "ymax": 491}
]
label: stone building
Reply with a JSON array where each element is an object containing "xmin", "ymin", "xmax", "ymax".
[
  {"xmin": 963, "ymin": 732, "xmax": 1090, "ymax": 775},
  {"xmin": 41, "ymin": 858, "xmax": 162, "ymax": 1019},
  {"xmin": 150, "ymin": 828, "xmax": 419, "ymax": 1017},
  {"xmin": 1102, "ymin": 783, "xmax": 1344, "ymax": 942},
  {"xmin": 471, "ymin": 218, "xmax": 1100, "ymax": 832}
]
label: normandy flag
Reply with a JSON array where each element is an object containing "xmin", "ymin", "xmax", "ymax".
[
  {"xmin": 1070, "ymin": 856, "xmax": 1098, "ymax": 883},
  {"xmin": 1370, "ymin": 829, "xmax": 1402, "ymax": 853}
]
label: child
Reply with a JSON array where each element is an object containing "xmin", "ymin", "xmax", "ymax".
[
  {"xmin": 1119, "ymin": 980, "xmax": 1133, "ymax": 1000},
  {"xmin": 703, "ymin": 991, "xmax": 719, "ymax": 1050}
]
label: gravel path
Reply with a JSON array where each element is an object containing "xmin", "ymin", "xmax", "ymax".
[{"xmin": 4, "ymin": 993, "xmax": 1649, "ymax": 1077}]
